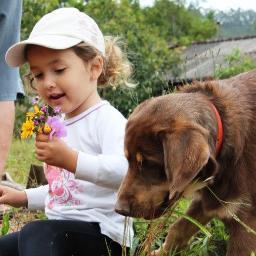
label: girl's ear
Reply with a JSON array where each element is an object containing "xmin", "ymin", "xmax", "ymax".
[{"xmin": 90, "ymin": 56, "xmax": 103, "ymax": 81}]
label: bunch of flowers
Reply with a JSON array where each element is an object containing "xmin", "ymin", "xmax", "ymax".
[{"xmin": 21, "ymin": 97, "xmax": 66, "ymax": 140}]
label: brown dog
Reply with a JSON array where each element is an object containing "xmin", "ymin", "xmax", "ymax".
[{"xmin": 115, "ymin": 70, "xmax": 256, "ymax": 256}]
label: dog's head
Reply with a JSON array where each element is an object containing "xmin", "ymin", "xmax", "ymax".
[{"xmin": 115, "ymin": 94, "xmax": 219, "ymax": 219}]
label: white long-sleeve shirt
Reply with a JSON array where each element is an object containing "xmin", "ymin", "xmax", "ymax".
[{"xmin": 25, "ymin": 100, "xmax": 133, "ymax": 247}]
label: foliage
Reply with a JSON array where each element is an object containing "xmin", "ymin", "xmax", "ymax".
[
  {"xmin": 1, "ymin": 213, "xmax": 10, "ymax": 236},
  {"xmin": 14, "ymin": 96, "xmax": 31, "ymax": 138},
  {"xmin": 178, "ymin": 219, "xmax": 228, "ymax": 256},
  {"xmin": 130, "ymin": 199, "xmax": 228, "ymax": 256},
  {"xmin": 214, "ymin": 48, "xmax": 256, "ymax": 79},
  {"xmin": 143, "ymin": 0, "xmax": 217, "ymax": 45},
  {"xmin": 21, "ymin": 0, "xmax": 60, "ymax": 40},
  {"xmin": 6, "ymin": 138, "xmax": 40, "ymax": 184}
]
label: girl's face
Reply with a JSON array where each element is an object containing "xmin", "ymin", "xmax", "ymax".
[{"xmin": 27, "ymin": 46, "xmax": 101, "ymax": 119}]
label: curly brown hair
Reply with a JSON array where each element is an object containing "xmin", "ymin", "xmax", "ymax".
[{"xmin": 73, "ymin": 36, "xmax": 134, "ymax": 88}]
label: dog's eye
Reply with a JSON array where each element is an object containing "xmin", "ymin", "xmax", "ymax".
[
  {"xmin": 136, "ymin": 152, "xmax": 143, "ymax": 163},
  {"xmin": 141, "ymin": 160, "xmax": 166, "ymax": 184},
  {"xmin": 135, "ymin": 152, "xmax": 143, "ymax": 171}
]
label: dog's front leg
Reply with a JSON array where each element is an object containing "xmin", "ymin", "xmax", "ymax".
[
  {"xmin": 150, "ymin": 200, "xmax": 211, "ymax": 256},
  {"xmin": 225, "ymin": 212, "xmax": 256, "ymax": 256}
]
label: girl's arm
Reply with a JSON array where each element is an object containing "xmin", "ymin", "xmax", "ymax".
[
  {"xmin": 0, "ymin": 185, "xmax": 27, "ymax": 208},
  {"xmin": 76, "ymin": 153, "xmax": 127, "ymax": 189},
  {"xmin": 25, "ymin": 185, "xmax": 48, "ymax": 210},
  {"xmin": 0, "ymin": 184, "xmax": 48, "ymax": 209},
  {"xmin": 75, "ymin": 109, "xmax": 128, "ymax": 189}
]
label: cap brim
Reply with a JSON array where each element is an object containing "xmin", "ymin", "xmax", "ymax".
[{"xmin": 5, "ymin": 35, "xmax": 82, "ymax": 67}]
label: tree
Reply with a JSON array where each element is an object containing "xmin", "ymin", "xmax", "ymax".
[
  {"xmin": 215, "ymin": 9, "xmax": 256, "ymax": 38},
  {"xmin": 143, "ymin": 0, "xmax": 217, "ymax": 45},
  {"xmin": 22, "ymin": 0, "xmax": 60, "ymax": 40}
]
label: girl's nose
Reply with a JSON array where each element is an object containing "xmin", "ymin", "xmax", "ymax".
[{"xmin": 44, "ymin": 78, "xmax": 56, "ymax": 89}]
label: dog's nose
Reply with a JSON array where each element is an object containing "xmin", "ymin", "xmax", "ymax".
[{"xmin": 115, "ymin": 199, "xmax": 131, "ymax": 216}]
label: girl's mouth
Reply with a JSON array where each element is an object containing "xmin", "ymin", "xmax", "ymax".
[{"xmin": 49, "ymin": 93, "xmax": 65, "ymax": 100}]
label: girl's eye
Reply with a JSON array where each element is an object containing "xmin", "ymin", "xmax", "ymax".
[
  {"xmin": 34, "ymin": 73, "xmax": 43, "ymax": 80},
  {"xmin": 55, "ymin": 68, "xmax": 65, "ymax": 74}
]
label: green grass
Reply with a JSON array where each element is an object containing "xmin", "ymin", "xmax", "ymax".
[
  {"xmin": 5, "ymin": 138, "xmax": 41, "ymax": 185},
  {"xmin": 4, "ymin": 138, "xmax": 229, "ymax": 256},
  {"xmin": 131, "ymin": 201, "xmax": 228, "ymax": 256}
]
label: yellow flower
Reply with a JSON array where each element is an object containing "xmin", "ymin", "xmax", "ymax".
[
  {"xmin": 37, "ymin": 127, "xmax": 43, "ymax": 134},
  {"xmin": 21, "ymin": 119, "xmax": 35, "ymax": 139},
  {"xmin": 43, "ymin": 124, "xmax": 52, "ymax": 134},
  {"xmin": 33, "ymin": 104, "xmax": 43, "ymax": 116},
  {"xmin": 26, "ymin": 112, "xmax": 35, "ymax": 119}
]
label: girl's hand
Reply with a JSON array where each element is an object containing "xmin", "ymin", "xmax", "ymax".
[
  {"xmin": 35, "ymin": 134, "xmax": 78, "ymax": 173},
  {"xmin": 0, "ymin": 185, "xmax": 27, "ymax": 208}
]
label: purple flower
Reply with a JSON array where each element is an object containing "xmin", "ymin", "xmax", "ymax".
[
  {"xmin": 34, "ymin": 120, "xmax": 39, "ymax": 126},
  {"xmin": 53, "ymin": 106, "xmax": 61, "ymax": 114},
  {"xmin": 41, "ymin": 105, "xmax": 48, "ymax": 113},
  {"xmin": 46, "ymin": 116, "xmax": 67, "ymax": 140},
  {"xmin": 40, "ymin": 115, "xmax": 46, "ymax": 122},
  {"xmin": 31, "ymin": 96, "xmax": 39, "ymax": 104}
]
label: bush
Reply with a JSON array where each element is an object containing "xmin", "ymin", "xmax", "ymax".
[{"xmin": 214, "ymin": 48, "xmax": 256, "ymax": 79}]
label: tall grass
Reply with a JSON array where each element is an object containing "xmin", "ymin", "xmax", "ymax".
[{"xmin": 130, "ymin": 200, "xmax": 228, "ymax": 256}]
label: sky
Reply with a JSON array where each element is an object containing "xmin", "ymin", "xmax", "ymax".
[{"xmin": 139, "ymin": 0, "xmax": 256, "ymax": 11}]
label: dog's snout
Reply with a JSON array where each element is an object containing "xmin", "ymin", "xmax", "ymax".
[{"xmin": 115, "ymin": 199, "xmax": 131, "ymax": 216}]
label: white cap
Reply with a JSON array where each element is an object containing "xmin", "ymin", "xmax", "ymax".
[{"xmin": 5, "ymin": 7, "xmax": 105, "ymax": 67}]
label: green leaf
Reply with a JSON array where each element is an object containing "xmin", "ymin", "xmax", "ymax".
[
  {"xmin": 1, "ymin": 213, "xmax": 10, "ymax": 236},
  {"xmin": 175, "ymin": 210, "xmax": 212, "ymax": 238}
]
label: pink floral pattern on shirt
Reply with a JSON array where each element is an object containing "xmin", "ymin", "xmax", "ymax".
[{"xmin": 44, "ymin": 164, "xmax": 85, "ymax": 209}]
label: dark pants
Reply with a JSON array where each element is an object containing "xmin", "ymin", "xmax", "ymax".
[{"xmin": 0, "ymin": 220, "xmax": 127, "ymax": 256}]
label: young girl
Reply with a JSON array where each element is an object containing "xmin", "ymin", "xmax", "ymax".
[{"xmin": 0, "ymin": 7, "xmax": 133, "ymax": 256}]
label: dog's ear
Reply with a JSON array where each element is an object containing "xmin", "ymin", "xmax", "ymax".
[{"xmin": 162, "ymin": 127, "xmax": 215, "ymax": 200}]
